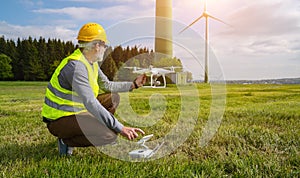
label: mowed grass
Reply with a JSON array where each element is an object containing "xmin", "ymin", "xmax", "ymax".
[{"xmin": 0, "ymin": 81, "xmax": 299, "ymax": 177}]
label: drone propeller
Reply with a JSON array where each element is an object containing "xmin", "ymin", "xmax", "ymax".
[
  {"xmin": 163, "ymin": 66, "xmax": 181, "ymax": 69},
  {"xmin": 163, "ymin": 66, "xmax": 182, "ymax": 72},
  {"xmin": 124, "ymin": 66, "xmax": 141, "ymax": 71},
  {"xmin": 124, "ymin": 67, "xmax": 140, "ymax": 69}
]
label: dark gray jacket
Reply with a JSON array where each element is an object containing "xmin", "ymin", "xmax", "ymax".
[{"xmin": 59, "ymin": 60, "xmax": 132, "ymax": 133}]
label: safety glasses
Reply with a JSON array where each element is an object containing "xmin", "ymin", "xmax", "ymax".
[{"xmin": 95, "ymin": 40, "xmax": 108, "ymax": 49}]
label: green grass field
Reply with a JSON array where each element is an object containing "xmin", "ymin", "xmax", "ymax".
[{"xmin": 0, "ymin": 82, "xmax": 299, "ymax": 177}]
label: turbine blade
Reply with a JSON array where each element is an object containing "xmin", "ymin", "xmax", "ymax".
[
  {"xmin": 207, "ymin": 14, "xmax": 232, "ymax": 27},
  {"xmin": 179, "ymin": 15, "xmax": 204, "ymax": 34}
]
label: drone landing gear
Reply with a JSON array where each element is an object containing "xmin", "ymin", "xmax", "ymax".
[{"xmin": 143, "ymin": 74, "xmax": 167, "ymax": 88}]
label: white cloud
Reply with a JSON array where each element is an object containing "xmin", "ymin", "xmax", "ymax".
[
  {"xmin": 20, "ymin": 0, "xmax": 44, "ymax": 8},
  {"xmin": 33, "ymin": 4, "xmax": 154, "ymax": 21},
  {"xmin": 0, "ymin": 21, "xmax": 76, "ymax": 42},
  {"xmin": 33, "ymin": 7, "xmax": 118, "ymax": 20},
  {"xmin": 207, "ymin": 0, "xmax": 300, "ymax": 58},
  {"xmin": 62, "ymin": 0, "xmax": 136, "ymax": 2},
  {"xmin": 57, "ymin": 0, "xmax": 154, "ymax": 7},
  {"xmin": 226, "ymin": 1, "xmax": 300, "ymax": 36}
]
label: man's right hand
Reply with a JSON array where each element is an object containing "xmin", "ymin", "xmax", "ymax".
[
  {"xmin": 120, "ymin": 126, "xmax": 145, "ymax": 140},
  {"xmin": 134, "ymin": 74, "xmax": 147, "ymax": 88}
]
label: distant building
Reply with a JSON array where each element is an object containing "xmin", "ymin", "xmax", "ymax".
[{"xmin": 168, "ymin": 72, "xmax": 188, "ymax": 85}]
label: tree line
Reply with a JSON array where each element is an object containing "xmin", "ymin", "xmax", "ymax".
[
  {"xmin": 0, "ymin": 36, "xmax": 75, "ymax": 81},
  {"xmin": 0, "ymin": 36, "xmax": 187, "ymax": 81}
]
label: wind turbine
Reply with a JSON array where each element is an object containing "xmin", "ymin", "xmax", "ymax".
[{"xmin": 179, "ymin": 0, "xmax": 230, "ymax": 83}]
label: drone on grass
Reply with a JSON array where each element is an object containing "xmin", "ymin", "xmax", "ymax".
[
  {"xmin": 129, "ymin": 134, "xmax": 164, "ymax": 159},
  {"xmin": 125, "ymin": 65, "xmax": 181, "ymax": 88}
]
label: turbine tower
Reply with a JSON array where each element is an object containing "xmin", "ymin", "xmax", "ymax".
[
  {"xmin": 155, "ymin": 0, "xmax": 173, "ymax": 57},
  {"xmin": 180, "ymin": 0, "xmax": 229, "ymax": 83}
]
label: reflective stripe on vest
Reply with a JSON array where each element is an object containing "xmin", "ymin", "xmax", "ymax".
[{"xmin": 42, "ymin": 49, "xmax": 100, "ymax": 120}]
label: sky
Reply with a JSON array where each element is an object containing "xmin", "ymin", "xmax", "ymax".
[{"xmin": 0, "ymin": 0, "xmax": 299, "ymax": 80}]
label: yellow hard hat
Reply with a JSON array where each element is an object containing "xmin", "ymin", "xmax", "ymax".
[{"xmin": 77, "ymin": 22, "xmax": 108, "ymax": 43}]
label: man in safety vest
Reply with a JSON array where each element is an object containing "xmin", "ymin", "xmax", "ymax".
[{"xmin": 42, "ymin": 22, "xmax": 147, "ymax": 156}]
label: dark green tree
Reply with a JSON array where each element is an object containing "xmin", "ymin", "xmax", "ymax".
[
  {"xmin": 111, "ymin": 45, "xmax": 124, "ymax": 67},
  {"xmin": 0, "ymin": 36, "xmax": 7, "ymax": 55},
  {"xmin": 6, "ymin": 39, "xmax": 17, "ymax": 63},
  {"xmin": 21, "ymin": 37, "xmax": 40, "ymax": 80},
  {"xmin": 0, "ymin": 54, "xmax": 14, "ymax": 80},
  {"xmin": 37, "ymin": 37, "xmax": 49, "ymax": 80},
  {"xmin": 100, "ymin": 54, "xmax": 118, "ymax": 81},
  {"xmin": 130, "ymin": 45, "xmax": 139, "ymax": 60},
  {"xmin": 64, "ymin": 41, "xmax": 75, "ymax": 56},
  {"xmin": 15, "ymin": 38, "xmax": 25, "ymax": 80},
  {"xmin": 47, "ymin": 38, "xmax": 59, "ymax": 77}
]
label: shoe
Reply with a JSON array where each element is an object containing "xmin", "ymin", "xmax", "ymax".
[{"xmin": 58, "ymin": 138, "xmax": 73, "ymax": 156}]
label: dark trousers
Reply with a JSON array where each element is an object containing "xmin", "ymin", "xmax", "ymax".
[{"xmin": 46, "ymin": 93, "xmax": 120, "ymax": 147}]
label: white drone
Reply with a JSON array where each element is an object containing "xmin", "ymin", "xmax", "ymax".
[
  {"xmin": 129, "ymin": 134, "xmax": 164, "ymax": 159},
  {"xmin": 125, "ymin": 65, "xmax": 181, "ymax": 88}
]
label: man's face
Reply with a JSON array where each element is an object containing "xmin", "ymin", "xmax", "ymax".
[{"xmin": 96, "ymin": 42, "xmax": 107, "ymax": 62}]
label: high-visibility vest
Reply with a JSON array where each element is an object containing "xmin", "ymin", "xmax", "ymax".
[{"xmin": 42, "ymin": 49, "xmax": 100, "ymax": 120}]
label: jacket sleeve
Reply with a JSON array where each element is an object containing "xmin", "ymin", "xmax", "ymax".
[
  {"xmin": 71, "ymin": 62, "xmax": 124, "ymax": 133},
  {"xmin": 98, "ymin": 68, "xmax": 133, "ymax": 92}
]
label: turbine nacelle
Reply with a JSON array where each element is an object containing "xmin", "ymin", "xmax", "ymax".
[{"xmin": 203, "ymin": 11, "xmax": 209, "ymax": 18}]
